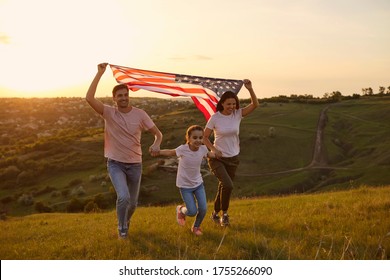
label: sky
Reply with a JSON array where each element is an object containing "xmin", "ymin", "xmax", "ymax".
[{"xmin": 0, "ymin": 0, "xmax": 389, "ymax": 99}]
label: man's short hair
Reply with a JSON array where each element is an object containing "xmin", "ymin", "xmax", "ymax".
[{"xmin": 112, "ymin": 84, "xmax": 129, "ymax": 96}]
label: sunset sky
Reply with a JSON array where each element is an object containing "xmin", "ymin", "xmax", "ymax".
[{"xmin": 0, "ymin": 0, "xmax": 389, "ymax": 99}]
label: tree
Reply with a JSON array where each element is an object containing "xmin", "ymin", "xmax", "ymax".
[
  {"xmin": 330, "ymin": 91, "xmax": 342, "ymax": 102},
  {"xmin": 379, "ymin": 86, "xmax": 385, "ymax": 95},
  {"xmin": 362, "ymin": 87, "xmax": 373, "ymax": 96},
  {"xmin": 352, "ymin": 93, "xmax": 360, "ymax": 99}
]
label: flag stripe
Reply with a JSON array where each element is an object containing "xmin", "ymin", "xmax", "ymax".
[
  {"xmin": 111, "ymin": 65, "xmax": 176, "ymax": 79},
  {"xmin": 112, "ymin": 70, "xmax": 176, "ymax": 84},
  {"xmin": 191, "ymin": 96, "xmax": 216, "ymax": 120}
]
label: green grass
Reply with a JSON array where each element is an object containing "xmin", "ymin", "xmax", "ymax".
[{"xmin": 1, "ymin": 185, "xmax": 389, "ymax": 260}]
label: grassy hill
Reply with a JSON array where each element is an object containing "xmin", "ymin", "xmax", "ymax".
[
  {"xmin": 1, "ymin": 185, "xmax": 389, "ymax": 260},
  {"xmin": 1, "ymin": 96, "xmax": 390, "ymax": 217}
]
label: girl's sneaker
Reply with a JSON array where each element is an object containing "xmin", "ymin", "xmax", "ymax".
[
  {"xmin": 191, "ymin": 226, "xmax": 203, "ymax": 236},
  {"xmin": 176, "ymin": 205, "xmax": 186, "ymax": 226}
]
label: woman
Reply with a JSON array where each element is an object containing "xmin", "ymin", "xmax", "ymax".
[{"xmin": 203, "ymin": 79, "xmax": 259, "ymax": 226}]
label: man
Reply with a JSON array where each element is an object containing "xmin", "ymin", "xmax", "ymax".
[{"xmin": 86, "ymin": 63, "xmax": 162, "ymax": 239}]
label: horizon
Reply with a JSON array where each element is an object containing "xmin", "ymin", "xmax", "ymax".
[
  {"xmin": 1, "ymin": 0, "xmax": 389, "ymax": 99},
  {"xmin": 0, "ymin": 84, "xmax": 386, "ymax": 100},
  {"xmin": 0, "ymin": 89, "xmax": 383, "ymax": 100}
]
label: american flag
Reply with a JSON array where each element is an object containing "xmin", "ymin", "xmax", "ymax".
[{"xmin": 109, "ymin": 64, "xmax": 243, "ymax": 120}]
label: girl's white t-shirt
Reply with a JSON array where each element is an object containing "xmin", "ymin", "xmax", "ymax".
[
  {"xmin": 206, "ymin": 108, "xmax": 243, "ymax": 157},
  {"xmin": 175, "ymin": 144, "xmax": 208, "ymax": 189}
]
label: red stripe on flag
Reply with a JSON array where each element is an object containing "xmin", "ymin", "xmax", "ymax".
[{"xmin": 191, "ymin": 96, "xmax": 216, "ymax": 120}]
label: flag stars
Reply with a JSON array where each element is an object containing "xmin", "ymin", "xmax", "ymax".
[{"xmin": 174, "ymin": 74, "xmax": 243, "ymax": 97}]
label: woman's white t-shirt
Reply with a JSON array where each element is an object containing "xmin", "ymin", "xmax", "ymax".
[{"xmin": 206, "ymin": 108, "xmax": 243, "ymax": 157}]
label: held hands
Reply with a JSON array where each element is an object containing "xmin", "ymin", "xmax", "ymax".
[
  {"xmin": 149, "ymin": 145, "xmax": 160, "ymax": 157},
  {"xmin": 214, "ymin": 149, "xmax": 223, "ymax": 159}
]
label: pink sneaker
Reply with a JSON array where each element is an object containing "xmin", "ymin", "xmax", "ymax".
[
  {"xmin": 176, "ymin": 205, "xmax": 186, "ymax": 226},
  {"xmin": 191, "ymin": 226, "xmax": 203, "ymax": 236}
]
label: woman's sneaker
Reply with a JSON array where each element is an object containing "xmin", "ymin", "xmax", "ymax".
[
  {"xmin": 176, "ymin": 205, "xmax": 186, "ymax": 226},
  {"xmin": 118, "ymin": 230, "xmax": 128, "ymax": 240},
  {"xmin": 210, "ymin": 211, "xmax": 220, "ymax": 224},
  {"xmin": 191, "ymin": 226, "xmax": 203, "ymax": 236},
  {"xmin": 220, "ymin": 213, "xmax": 230, "ymax": 227}
]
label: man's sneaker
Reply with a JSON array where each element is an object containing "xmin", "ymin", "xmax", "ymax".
[
  {"xmin": 210, "ymin": 211, "xmax": 220, "ymax": 224},
  {"xmin": 191, "ymin": 226, "xmax": 203, "ymax": 236},
  {"xmin": 220, "ymin": 213, "xmax": 230, "ymax": 227},
  {"xmin": 176, "ymin": 205, "xmax": 186, "ymax": 226}
]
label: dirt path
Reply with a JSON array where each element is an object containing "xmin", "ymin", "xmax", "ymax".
[
  {"xmin": 309, "ymin": 105, "xmax": 329, "ymax": 167},
  {"xmin": 239, "ymin": 105, "xmax": 348, "ymax": 177}
]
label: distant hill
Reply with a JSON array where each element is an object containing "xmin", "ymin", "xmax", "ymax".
[{"xmin": 1, "ymin": 96, "xmax": 390, "ymax": 216}]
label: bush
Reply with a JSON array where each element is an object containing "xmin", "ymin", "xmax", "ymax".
[
  {"xmin": 35, "ymin": 186, "xmax": 56, "ymax": 196},
  {"xmin": 66, "ymin": 198, "xmax": 85, "ymax": 213},
  {"xmin": 50, "ymin": 191, "xmax": 61, "ymax": 198},
  {"xmin": 17, "ymin": 193, "xmax": 34, "ymax": 206},
  {"xmin": 71, "ymin": 186, "xmax": 86, "ymax": 196},
  {"xmin": 35, "ymin": 201, "xmax": 53, "ymax": 213},
  {"xmin": 61, "ymin": 189, "xmax": 70, "ymax": 197},
  {"xmin": 84, "ymin": 201, "xmax": 101, "ymax": 213},
  {"xmin": 1, "ymin": 196, "xmax": 14, "ymax": 204},
  {"xmin": 0, "ymin": 180, "xmax": 16, "ymax": 190},
  {"xmin": 0, "ymin": 165, "xmax": 21, "ymax": 180},
  {"xmin": 17, "ymin": 171, "xmax": 38, "ymax": 186},
  {"xmin": 93, "ymin": 193, "xmax": 111, "ymax": 209},
  {"xmin": 68, "ymin": 178, "xmax": 83, "ymax": 187}
]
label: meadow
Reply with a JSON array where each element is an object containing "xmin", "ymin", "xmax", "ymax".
[
  {"xmin": 1, "ymin": 185, "xmax": 389, "ymax": 260},
  {"xmin": 1, "ymin": 95, "xmax": 390, "ymax": 259}
]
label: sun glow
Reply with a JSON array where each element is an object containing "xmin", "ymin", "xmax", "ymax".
[
  {"xmin": 1, "ymin": 0, "xmax": 389, "ymax": 98},
  {"xmin": 0, "ymin": 0, "xmax": 136, "ymax": 95}
]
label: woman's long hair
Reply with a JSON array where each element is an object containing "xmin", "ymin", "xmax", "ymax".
[{"xmin": 216, "ymin": 91, "xmax": 240, "ymax": 112}]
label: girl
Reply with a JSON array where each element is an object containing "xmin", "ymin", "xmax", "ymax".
[
  {"xmin": 204, "ymin": 79, "xmax": 259, "ymax": 226},
  {"xmin": 155, "ymin": 125, "xmax": 215, "ymax": 235}
]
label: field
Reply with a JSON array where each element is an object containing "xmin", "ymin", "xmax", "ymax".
[
  {"xmin": 1, "ymin": 185, "xmax": 389, "ymax": 260},
  {"xmin": 1, "ymin": 95, "xmax": 390, "ymax": 260}
]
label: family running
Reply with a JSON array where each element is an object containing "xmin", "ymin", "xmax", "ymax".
[{"xmin": 86, "ymin": 63, "xmax": 259, "ymax": 239}]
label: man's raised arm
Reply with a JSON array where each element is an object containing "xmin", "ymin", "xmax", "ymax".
[{"xmin": 85, "ymin": 63, "xmax": 108, "ymax": 115}]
